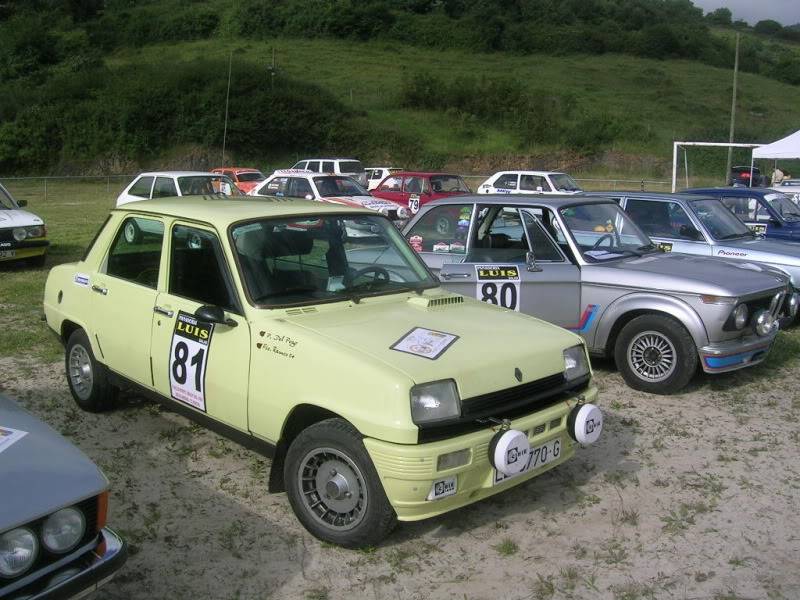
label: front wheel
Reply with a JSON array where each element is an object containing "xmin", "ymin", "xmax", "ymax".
[
  {"xmin": 65, "ymin": 329, "xmax": 116, "ymax": 412},
  {"xmin": 284, "ymin": 418, "xmax": 397, "ymax": 548},
  {"xmin": 614, "ymin": 314, "xmax": 698, "ymax": 395}
]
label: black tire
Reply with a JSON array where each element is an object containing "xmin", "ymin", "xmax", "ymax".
[
  {"xmin": 123, "ymin": 220, "xmax": 142, "ymax": 244},
  {"xmin": 613, "ymin": 314, "xmax": 698, "ymax": 395},
  {"xmin": 284, "ymin": 418, "xmax": 397, "ymax": 548},
  {"xmin": 65, "ymin": 329, "xmax": 116, "ymax": 412}
]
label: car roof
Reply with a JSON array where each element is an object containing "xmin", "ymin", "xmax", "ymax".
[
  {"xmin": 420, "ymin": 193, "xmax": 618, "ymax": 208},
  {"xmin": 113, "ymin": 196, "xmax": 370, "ymax": 224},
  {"xmin": 271, "ymin": 169, "xmax": 316, "ymax": 176},
  {"xmin": 296, "ymin": 158, "xmax": 359, "ymax": 162},
  {"xmin": 685, "ymin": 187, "xmax": 776, "ymax": 196},
  {"xmin": 389, "ymin": 172, "xmax": 462, "ymax": 178},
  {"xmin": 213, "ymin": 167, "xmax": 262, "ymax": 173},
  {"xmin": 138, "ymin": 171, "xmax": 220, "ymax": 177},
  {"xmin": 492, "ymin": 170, "xmax": 565, "ymax": 176}
]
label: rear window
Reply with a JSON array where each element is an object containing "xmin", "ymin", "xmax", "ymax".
[
  {"xmin": 338, "ymin": 161, "xmax": 364, "ymax": 174},
  {"xmin": 429, "ymin": 175, "xmax": 470, "ymax": 193},
  {"xmin": 236, "ymin": 171, "xmax": 265, "ymax": 182}
]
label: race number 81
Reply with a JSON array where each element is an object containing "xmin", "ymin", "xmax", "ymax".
[{"xmin": 169, "ymin": 312, "xmax": 214, "ymax": 412}]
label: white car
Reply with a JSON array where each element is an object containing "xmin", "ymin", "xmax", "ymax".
[
  {"xmin": 250, "ymin": 170, "xmax": 410, "ymax": 223},
  {"xmin": 771, "ymin": 179, "xmax": 800, "ymax": 204},
  {"xmin": 116, "ymin": 171, "xmax": 242, "ymax": 206},
  {"xmin": 0, "ymin": 182, "xmax": 48, "ymax": 266},
  {"xmin": 477, "ymin": 171, "xmax": 582, "ymax": 195},
  {"xmin": 365, "ymin": 167, "xmax": 403, "ymax": 191},
  {"xmin": 290, "ymin": 158, "xmax": 367, "ymax": 187}
]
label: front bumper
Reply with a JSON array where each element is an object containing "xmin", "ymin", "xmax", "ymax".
[
  {"xmin": 1, "ymin": 527, "xmax": 127, "ymax": 600},
  {"xmin": 364, "ymin": 386, "xmax": 597, "ymax": 521},
  {"xmin": 699, "ymin": 333, "xmax": 776, "ymax": 373}
]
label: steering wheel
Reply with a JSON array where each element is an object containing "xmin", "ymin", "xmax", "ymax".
[
  {"xmin": 345, "ymin": 266, "xmax": 390, "ymax": 287},
  {"xmin": 591, "ymin": 233, "xmax": 615, "ymax": 250}
]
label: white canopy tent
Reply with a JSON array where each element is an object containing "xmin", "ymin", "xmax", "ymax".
[{"xmin": 752, "ymin": 129, "xmax": 800, "ymax": 160}]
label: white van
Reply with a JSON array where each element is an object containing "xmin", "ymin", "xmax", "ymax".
[{"xmin": 291, "ymin": 158, "xmax": 367, "ymax": 187}]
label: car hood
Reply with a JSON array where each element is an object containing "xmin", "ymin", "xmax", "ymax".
[
  {"xmin": 583, "ymin": 251, "xmax": 788, "ymax": 297},
  {"xmin": 0, "ymin": 209, "xmax": 43, "ymax": 228},
  {"xmin": 0, "ymin": 394, "xmax": 107, "ymax": 531},
  {"xmin": 713, "ymin": 237, "xmax": 800, "ymax": 266},
  {"xmin": 279, "ymin": 291, "xmax": 583, "ymax": 400}
]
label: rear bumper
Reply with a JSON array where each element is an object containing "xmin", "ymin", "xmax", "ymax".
[
  {"xmin": 364, "ymin": 386, "xmax": 597, "ymax": 521},
  {"xmin": 699, "ymin": 334, "xmax": 775, "ymax": 373},
  {"xmin": 3, "ymin": 528, "xmax": 127, "ymax": 600}
]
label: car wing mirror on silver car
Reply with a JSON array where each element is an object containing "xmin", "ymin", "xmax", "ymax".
[{"xmin": 526, "ymin": 251, "xmax": 542, "ymax": 272}]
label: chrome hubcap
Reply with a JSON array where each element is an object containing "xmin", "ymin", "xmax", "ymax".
[
  {"xmin": 627, "ymin": 330, "xmax": 676, "ymax": 382},
  {"xmin": 124, "ymin": 223, "xmax": 136, "ymax": 243},
  {"xmin": 298, "ymin": 448, "xmax": 367, "ymax": 531},
  {"xmin": 68, "ymin": 344, "xmax": 93, "ymax": 401}
]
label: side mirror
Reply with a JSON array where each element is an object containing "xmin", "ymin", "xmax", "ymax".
[
  {"xmin": 17, "ymin": 199, "xmax": 27, "ymax": 207},
  {"xmin": 679, "ymin": 224, "xmax": 702, "ymax": 241},
  {"xmin": 526, "ymin": 251, "xmax": 542, "ymax": 272},
  {"xmin": 195, "ymin": 305, "xmax": 237, "ymax": 327}
]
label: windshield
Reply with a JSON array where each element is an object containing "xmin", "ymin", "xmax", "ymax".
[
  {"xmin": 0, "ymin": 184, "xmax": 17, "ymax": 209},
  {"xmin": 765, "ymin": 193, "xmax": 800, "ymax": 221},
  {"xmin": 236, "ymin": 171, "xmax": 265, "ymax": 182},
  {"xmin": 550, "ymin": 174, "xmax": 582, "ymax": 192},
  {"xmin": 177, "ymin": 175, "xmax": 243, "ymax": 196},
  {"xmin": 232, "ymin": 214, "xmax": 437, "ymax": 306},
  {"xmin": 688, "ymin": 199, "xmax": 752, "ymax": 240},
  {"xmin": 338, "ymin": 161, "xmax": 364, "ymax": 174},
  {"xmin": 430, "ymin": 175, "xmax": 471, "ymax": 193},
  {"xmin": 559, "ymin": 202, "xmax": 654, "ymax": 262},
  {"xmin": 313, "ymin": 176, "xmax": 369, "ymax": 197}
]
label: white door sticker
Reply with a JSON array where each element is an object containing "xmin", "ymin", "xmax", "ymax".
[
  {"xmin": 0, "ymin": 426, "xmax": 28, "ymax": 455},
  {"xmin": 169, "ymin": 311, "xmax": 214, "ymax": 411},
  {"xmin": 391, "ymin": 327, "xmax": 459, "ymax": 360},
  {"xmin": 475, "ymin": 265, "xmax": 521, "ymax": 311},
  {"xmin": 408, "ymin": 195, "xmax": 420, "ymax": 214}
]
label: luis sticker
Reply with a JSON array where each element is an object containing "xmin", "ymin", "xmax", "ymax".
[
  {"xmin": 475, "ymin": 265, "xmax": 520, "ymax": 311},
  {"xmin": 391, "ymin": 327, "xmax": 459, "ymax": 360},
  {"xmin": 169, "ymin": 311, "xmax": 214, "ymax": 412},
  {"xmin": 0, "ymin": 426, "xmax": 28, "ymax": 455},
  {"xmin": 657, "ymin": 242, "xmax": 673, "ymax": 253}
]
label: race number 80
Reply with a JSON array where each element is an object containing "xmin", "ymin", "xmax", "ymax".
[{"xmin": 479, "ymin": 281, "xmax": 519, "ymax": 311}]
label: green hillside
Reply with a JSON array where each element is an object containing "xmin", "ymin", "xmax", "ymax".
[{"xmin": 1, "ymin": 1, "xmax": 799, "ymax": 178}]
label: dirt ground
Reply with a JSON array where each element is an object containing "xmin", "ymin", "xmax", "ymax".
[{"xmin": 2, "ymin": 349, "xmax": 799, "ymax": 600}]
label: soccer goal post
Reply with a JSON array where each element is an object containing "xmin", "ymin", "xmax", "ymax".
[{"xmin": 671, "ymin": 141, "xmax": 764, "ymax": 192}]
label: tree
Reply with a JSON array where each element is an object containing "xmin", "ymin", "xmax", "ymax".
[
  {"xmin": 705, "ymin": 7, "xmax": 732, "ymax": 26},
  {"xmin": 754, "ymin": 19, "xmax": 782, "ymax": 35}
]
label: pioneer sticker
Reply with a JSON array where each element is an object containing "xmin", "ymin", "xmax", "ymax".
[
  {"xmin": 168, "ymin": 311, "xmax": 214, "ymax": 412},
  {"xmin": 475, "ymin": 265, "xmax": 521, "ymax": 311}
]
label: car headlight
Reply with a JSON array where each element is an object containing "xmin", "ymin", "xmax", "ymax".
[
  {"xmin": 0, "ymin": 528, "xmax": 39, "ymax": 577},
  {"xmin": 25, "ymin": 225, "xmax": 45, "ymax": 239},
  {"xmin": 733, "ymin": 304, "xmax": 749, "ymax": 329},
  {"xmin": 563, "ymin": 345, "xmax": 590, "ymax": 382},
  {"xmin": 753, "ymin": 309, "xmax": 776, "ymax": 337},
  {"xmin": 12, "ymin": 227, "xmax": 26, "ymax": 242},
  {"xmin": 410, "ymin": 379, "xmax": 460, "ymax": 425},
  {"xmin": 788, "ymin": 293, "xmax": 799, "ymax": 318},
  {"xmin": 42, "ymin": 507, "xmax": 86, "ymax": 554}
]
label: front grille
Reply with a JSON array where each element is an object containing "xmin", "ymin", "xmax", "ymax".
[
  {"xmin": 0, "ymin": 228, "xmax": 14, "ymax": 243},
  {"xmin": 418, "ymin": 373, "xmax": 590, "ymax": 443},
  {"xmin": 0, "ymin": 496, "xmax": 99, "ymax": 585}
]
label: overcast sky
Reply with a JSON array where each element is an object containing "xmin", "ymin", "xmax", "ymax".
[{"xmin": 692, "ymin": 0, "xmax": 800, "ymax": 25}]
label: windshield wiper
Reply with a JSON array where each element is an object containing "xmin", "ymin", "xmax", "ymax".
[
  {"xmin": 256, "ymin": 286, "xmax": 317, "ymax": 301},
  {"xmin": 636, "ymin": 243, "xmax": 657, "ymax": 252},
  {"xmin": 718, "ymin": 232, "xmax": 752, "ymax": 240}
]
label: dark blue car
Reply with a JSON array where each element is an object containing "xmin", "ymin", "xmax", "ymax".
[{"xmin": 685, "ymin": 187, "xmax": 800, "ymax": 241}]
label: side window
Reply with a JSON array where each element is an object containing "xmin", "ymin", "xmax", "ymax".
[
  {"xmin": 263, "ymin": 177, "xmax": 288, "ymax": 195},
  {"xmin": 521, "ymin": 212, "xmax": 563, "ymax": 261},
  {"xmin": 322, "ymin": 161, "xmax": 335, "ymax": 173},
  {"xmin": 520, "ymin": 175, "xmax": 546, "ymax": 192},
  {"xmin": 307, "ymin": 161, "xmax": 320, "ymax": 172},
  {"xmin": 292, "ymin": 161, "xmax": 307, "ymax": 170},
  {"xmin": 368, "ymin": 169, "xmax": 382, "ymax": 181},
  {"xmin": 288, "ymin": 178, "xmax": 313, "ymax": 198},
  {"xmin": 625, "ymin": 199, "xmax": 697, "ymax": 240},
  {"xmin": 406, "ymin": 205, "xmax": 473, "ymax": 254},
  {"xmin": 105, "ymin": 217, "xmax": 164, "ymax": 288},
  {"xmin": 404, "ymin": 177, "xmax": 423, "ymax": 194},
  {"xmin": 469, "ymin": 206, "xmax": 530, "ymax": 263},
  {"xmin": 128, "ymin": 176, "xmax": 154, "ymax": 198},
  {"xmin": 170, "ymin": 225, "xmax": 237, "ymax": 311},
  {"xmin": 494, "ymin": 174, "xmax": 518, "ymax": 189},
  {"xmin": 379, "ymin": 176, "xmax": 403, "ymax": 192},
  {"xmin": 152, "ymin": 177, "xmax": 178, "ymax": 198}
]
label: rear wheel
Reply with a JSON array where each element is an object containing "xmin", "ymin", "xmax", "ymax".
[
  {"xmin": 65, "ymin": 329, "xmax": 116, "ymax": 412},
  {"xmin": 614, "ymin": 314, "xmax": 697, "ymax": 395},
  {"xmin": 284, "ymin": 418, "xmax": 396, "ymax": 548}
]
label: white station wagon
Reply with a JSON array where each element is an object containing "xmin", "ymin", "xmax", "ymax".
[
  {"xmin": 478, "ymin": 171, "xmax": 583, "ymax": 195},
  {"xmin": 116, "ymin": 171, "xmax": 241, "ymax": 206}
]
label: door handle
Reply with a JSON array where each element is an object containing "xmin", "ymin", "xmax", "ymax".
[
  {"xmin": 440, "ymin": 272, "xmax": 471, "ymax": 280},
  {"xmin": 154, "ymin": 306, "xmax": 174, "ymax": 317},
  {"xmin": 91, "ymin": 285, "xmax": 107, "ymax": 295}
]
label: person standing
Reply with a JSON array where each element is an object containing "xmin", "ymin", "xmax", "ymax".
[{"xmin": 772, "ymin": 166, "xmax": 785, "ymax": 186}]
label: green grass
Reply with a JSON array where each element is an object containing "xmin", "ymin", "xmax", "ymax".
[{"xmin": 103, "ymin": 37, "xmax": 800, "ymax": 177}]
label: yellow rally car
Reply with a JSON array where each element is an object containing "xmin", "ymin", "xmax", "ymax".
[{"xmin": 43, "ymin": 196, "xmax": 602, "ymax": 547}]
